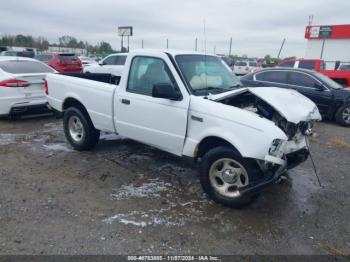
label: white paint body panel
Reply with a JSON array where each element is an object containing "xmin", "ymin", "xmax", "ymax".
[{"xmin": 46, "ymin": 74, "xmax": 116, "ymax": 132}]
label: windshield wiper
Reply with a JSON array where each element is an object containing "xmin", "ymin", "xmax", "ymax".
[
  {"xmin": 229, "ymin": 84, "xmax": 244, "ymax": 88},
  {"xmin": 193, "ymin": 87, "xmax": 227, "ymax": 94}
]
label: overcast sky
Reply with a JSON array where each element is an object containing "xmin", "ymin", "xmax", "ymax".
[{"xmin": 1, "ymin": 0, "xmax": 349, "ymax": 57}]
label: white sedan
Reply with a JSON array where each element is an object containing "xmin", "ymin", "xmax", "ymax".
[
  {"xmin": 78, "ymin": 56, "xmax": 98, "ymax": 68},
  {"xmin": 0, "ymin": 56, "xmax": 55, "ymax": 117},
  {"xmin": 233, "ymin": 61, "xmax": 260, "ymax": 75},
  {"xmin": 83, "ymin": 53, "xmax": 127, "ymax": 76}
]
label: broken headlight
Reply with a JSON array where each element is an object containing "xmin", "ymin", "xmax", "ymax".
[
  {"xmin": 269, "ymin": 139, "xmax": 285, "ymax": 157},
  {"xmin": 299, "ymin": 121, "xmax": 314, "ymax": 136},
  {"xmin": 285, "ymin": 122, "xmax": 298, "ymax": 139}
]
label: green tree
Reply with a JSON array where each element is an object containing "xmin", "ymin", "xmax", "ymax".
[
  {"xmin": 59, "ymin": 35, "xmax": 76, "ymax": 47},
  {"xmin": 97, "ymin": 41, "xmax": 113, "ymax": 54}
]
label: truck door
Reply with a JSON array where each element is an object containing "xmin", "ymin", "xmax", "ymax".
[{"xmin": 115, "ymin": 55, "xmax": 190, "ymax": 156}]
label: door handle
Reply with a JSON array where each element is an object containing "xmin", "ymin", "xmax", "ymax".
[{"xmin": 121, "ymin": 99, "xmax": 130, "ymax": 105}]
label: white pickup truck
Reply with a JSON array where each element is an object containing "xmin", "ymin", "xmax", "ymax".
[{"xmin": 46, "ymin": 50, "xmax": 321, "ymax": 208}]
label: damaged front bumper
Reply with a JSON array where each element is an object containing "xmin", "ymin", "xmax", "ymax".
[{"xmin": 239, "ymin": 147, "xmax": 309, "ymax": 197}]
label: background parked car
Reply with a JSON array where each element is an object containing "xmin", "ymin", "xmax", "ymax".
[
  {"xmin": 78, "ymin": 56, "xmax": 98, "ymax": 68},
  {"xmin": 0, "ymin": 56, "xmax": 55, "ymax": 117},
  {"xmin": 241, "ymin": 67, "xmax": 350, "ymax": 126},
  {"xmin": 35, "ymin": 53, "xmax": 53, "ymax": 63},
  {"xmin": 41, "ymin": 53, "xmax": 82, "ymax": 73},
  {"xmin": 233, "ymin": 61, "xmax": 259, "ymax": 75},
  {"xmin": 1, "ymin": 50, "xmax": 35, "ymax": 58},
  {"xmin": 278, "ymin": 58, "xmax": 350, "ymax": 87},
  {"xmin": 338, "ymin": 63, "xmax": 350, "ymax": 71},
  {"xmin": 83, "ymin": 53, "xmax": 127, "ymax": 76}
]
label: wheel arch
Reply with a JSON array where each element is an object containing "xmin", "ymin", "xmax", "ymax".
[
  {"xmin": 63, "ymin": 97, "xmax": 86, "ymax": 112},
  {"xmin": 62, "ymin": 97, "xmax": 96, "ymax": 127},
  {"xmin": 196, "ymin": 136, "xmax": 241, "ymax": 158}
]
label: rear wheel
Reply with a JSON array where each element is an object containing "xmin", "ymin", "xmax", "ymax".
[
  {"xmin": 200, "ymin": 146, "xmax": 261, "ymax": 208},
  {"xmin": 335, "ymin": 104, "xmax": 350, "ymax": 127},
  {"xmin": 63, "ymin": 107, "xmax": 100, "ymax": 150}
]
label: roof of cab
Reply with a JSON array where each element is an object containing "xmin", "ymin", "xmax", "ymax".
[{"xmin": 130, "ymin": 49, "xmax": 217, "ymax": 57}]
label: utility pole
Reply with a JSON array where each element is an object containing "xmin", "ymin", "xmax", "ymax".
[
  {"xmin": 214, "ymin": 45, "xmax": 216, "ymax": 54},
  {"xmin": 320, "ymin": 39, "xmax": 326, "ymax": 59},
  {"xmin": 229, "ymin": 37, "xmax": 232, "ymax": 56},
  {"xmin": 308, "ymin": 15, "xmax": 314, "ymax": 26},
  {"xmin": 142, "ymin": 40, "xmax": 144, "ymax": 49},
  {"xmin": 127, "ymin": 36, "xmax": 129, "ymax": 52},
  {"xmin": 166, "ymin": 39, "xmax": 169, "ymax": 49},
  {"xmin": 121, "ymin": 35, "xmax": 123, "ymax": 52},
  {"xmin": 277, "ymin": 38, "xmax": 286, "ymax": 59},
  {"xmin": 195, "ymin": 38, "xmax": 198, "ymax": 51}
]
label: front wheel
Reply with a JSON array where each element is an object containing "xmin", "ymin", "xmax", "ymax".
[
  {"xmin": 335, "ymin": 104, "xmax": 350, "ymax": 127},
  {"xmin": 199, "ymin": 147, "xmax": 261, "ymax": 208},
  {"xmin": 63, "ymin": 107, "xmax": 100, "ymax": 151}
]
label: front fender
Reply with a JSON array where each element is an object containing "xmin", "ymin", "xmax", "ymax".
[{"xmin": 183, "ymin": 111, "xmax": 287, "ymax": 160}]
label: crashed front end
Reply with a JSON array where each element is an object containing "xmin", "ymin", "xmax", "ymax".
[{"xmin": 213, "ymin": 87, "xmax": 321, "ymax": 194}]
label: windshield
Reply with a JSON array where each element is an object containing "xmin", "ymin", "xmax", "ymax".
[
  {"xmin": 235, "ymin": 61, "xmax": 247, "ymax": 66},
  {"xmin": 339, "ymin": 64, "xmax": 350, "ymax": 70},
  {"xmin": 314, "ymin": 71, "xmax": 343, "ymax": 89},
  {"xmin": 59, "ymin": 54, "xmax": 78, "ymax": 61},
  {"xmin": 175, "ymin": 55, "xmax": 242, "ymax": 95}
]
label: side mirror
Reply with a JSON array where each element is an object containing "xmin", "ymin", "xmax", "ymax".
[
  {"xmin": 314, "ymin": 83, "xmax": 325, "ymax": 91},
  {"xmin": 152, "ymin": 83, "xmax": 181, "ymax": 100},
  {"xmin": 99, "ymin": 61, "xmax": 105, "ymax": 66}
]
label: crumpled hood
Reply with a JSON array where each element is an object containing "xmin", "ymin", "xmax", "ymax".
[{"xmin": 210, "ymin": 87, "xmax": 322, "ymax": 124}]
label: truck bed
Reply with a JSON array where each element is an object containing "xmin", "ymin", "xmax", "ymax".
[
  {"xmin": 61, "ymin": 73, "xmax": 121, "ymax": 85},
  {"xmin": 46, "ymin": 73, "xmax": 118, "ymax": 132}
]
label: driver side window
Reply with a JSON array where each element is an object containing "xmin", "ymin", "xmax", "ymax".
[{"xmin": 127, "ymin": 56, "xmax": 177, "ymax": 96}]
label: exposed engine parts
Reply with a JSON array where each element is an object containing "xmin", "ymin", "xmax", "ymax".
[{"xmin": 219, "ymin": 91, "xmax": 314, "ymax": 140}]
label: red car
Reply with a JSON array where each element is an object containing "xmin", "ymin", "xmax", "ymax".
[
  {"xmin": 277, "ymin": 58, "xmax": 350, "ymax": 87},
  {"xmin": 35, "ymin": 53, "xmax": 82, "ymax": 73}
]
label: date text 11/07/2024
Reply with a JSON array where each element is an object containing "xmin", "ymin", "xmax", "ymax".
[{"xmin": 127, "ymin": 255, "xmax": 220, "ymax": 261}]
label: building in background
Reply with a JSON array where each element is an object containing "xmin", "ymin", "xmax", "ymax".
[
  {"xmin": 304, "ymin": 24, "xmax": 350, "ymax": 69},
  {"xmin": 47, "ymin": 46, "xmax": 87, "ymax": 55}
]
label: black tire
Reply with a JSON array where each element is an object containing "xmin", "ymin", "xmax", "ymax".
[
  {"xmin": 63, "ymin": 107, "xmax": 100, "ymax": 151},
  {"xmin": 200, "ymin": 146, "xmax": 261, "ymax": 208},
  {"xmin": 335, "ymin": 104, "xmax": 350, "ymax": 127}
]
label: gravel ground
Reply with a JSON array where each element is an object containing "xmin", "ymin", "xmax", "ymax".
[{"xmin": 0, "ymin": 115, "xmax": 349, "ymax": 255}]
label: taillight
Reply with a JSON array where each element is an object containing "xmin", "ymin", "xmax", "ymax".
[
  {"xmin": 44, "ymin": 79, "xmax": 48, "ymax": 95},
  {"xmin": 0, "ymin": 79, "xmax": 30, "ymax": 87}
]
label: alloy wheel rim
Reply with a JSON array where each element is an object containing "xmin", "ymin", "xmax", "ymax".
[
  {"xmin": 209, "ymin": 158, "xmax": 249, "ymax": 198},
  {"xmin": 68, "ymin": 116, "xmax": 85, "ymax": 143},
  {"xmin": 342, "ymin": 107, "xmax": 350, "ymax": 124}
]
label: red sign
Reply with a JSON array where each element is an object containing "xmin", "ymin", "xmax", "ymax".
[{"xmin": 305, "ymin": 24, "xmax": 350, "ymax": 39}]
